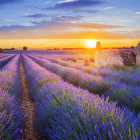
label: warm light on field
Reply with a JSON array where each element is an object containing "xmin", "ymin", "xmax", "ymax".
[{"xmin": 86, "ymin": 40, "xmax": 97, "ymax": 48}]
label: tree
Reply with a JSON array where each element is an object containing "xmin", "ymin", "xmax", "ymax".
[
  {"xmin": 11, "ymin": 48, "xmax": 15, "ymax": 50},
  {"xmin": 23, "ymin": 46, "xmax": 28, "ymax": 51},
  {"xmin": 0, "ymin": 48, "xmax": 3, "ymax": 52}
]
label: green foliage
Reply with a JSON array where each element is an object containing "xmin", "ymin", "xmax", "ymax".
[{"xmin": 109, "ymin": 65, "xmax": 140, "ymax": 73}]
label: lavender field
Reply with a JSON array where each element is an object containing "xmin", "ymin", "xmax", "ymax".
[{"xmin": 0, "ymin": 51, "xmax": 140, "ymax": 140}]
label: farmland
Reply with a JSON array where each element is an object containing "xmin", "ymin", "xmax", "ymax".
[{"xmin": 0, "ymin": 51, "xmax": 140, "ymax": 140}]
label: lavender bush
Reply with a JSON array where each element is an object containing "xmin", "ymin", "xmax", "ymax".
[
  {"xmin": 22, "ymin": 55, "xmax": 140, "ymax": 139},
  {"xmin": 0, "ymin": 55, "xmax": 15, "ymax": 69},
  {"xmin": 0, "ymin": 89, "xmax": 24, "ymax": 139},
  {"xmin": 37, "ymin": 56, "xmax": 140, "ymax": 86},
  {"xmin": 29, "ymin": 55, "xmax": 140, "ymax": 110},
  {"xmin": 0, "ymin": 55, "xmax": 24, "ymax": 139}
]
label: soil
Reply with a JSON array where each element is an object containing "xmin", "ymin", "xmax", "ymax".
[{"xmin": 20, "ymin": 57, "xmax": 38, "ymax": 140}]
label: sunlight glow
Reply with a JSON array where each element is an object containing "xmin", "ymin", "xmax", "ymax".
[{"xmin": 86, "ymin": 40, "xmax": 97, "ymax": 48}]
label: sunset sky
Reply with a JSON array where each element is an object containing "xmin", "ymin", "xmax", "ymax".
[{"xmin": 0, "ymin": 0, "xmax": 140, "ymax": 49}]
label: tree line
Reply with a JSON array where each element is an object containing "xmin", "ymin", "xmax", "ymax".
[{"xmin": 0, "ymin": 46, "xmax": 28, "ymax": 52}]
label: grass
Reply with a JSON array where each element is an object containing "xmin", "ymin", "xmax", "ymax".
[{"xmin": 109, "ymin": 65, "xmax": 140, "ymax": 73}]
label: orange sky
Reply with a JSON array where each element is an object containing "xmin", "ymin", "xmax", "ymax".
[
  {"xmin": 0, "ymin": 39, "xmax": 139, "ymax": 49},
  {"xmin": 0, "ymin": 24, "xmax": 139, "ymax": 49},
  {"xmin": 0, "ymin": 0, "xmax": 140, "ymax": 49}
]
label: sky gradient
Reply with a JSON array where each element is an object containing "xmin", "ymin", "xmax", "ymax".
[{"xmin": 0, "ymin": 0, "xmax": 140, "ymax": 49}]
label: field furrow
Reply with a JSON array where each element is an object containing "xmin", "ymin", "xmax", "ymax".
[
  {"xmin": 35, "ymin": 55, "xmax": 140, "ymax": 86},
  {"xmin": 29, "ymin": 55, "xmax": 140, "ymax": 111},
  {"xmin": 22, "ymin": 54, "xmax": 140, "ymax": 139},
  {"xmin": 20, "ymin": 56, "xmax": 38, "ymax": 140}
]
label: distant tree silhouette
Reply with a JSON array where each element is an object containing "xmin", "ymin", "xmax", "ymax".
[
  {"xmin": 11, "ymin": 48, "xmax": 15, "ymax": 50},
  {"xmin": 0, "ymin": 48, "xmax": 3, "ymax": 52},
  {"xmin": 130, "ymin": 46, "xmax": 134, "ymax": 49},
  {"xmin": 23, "ymin": 46, "xmax": 28, "ymax": 51}
]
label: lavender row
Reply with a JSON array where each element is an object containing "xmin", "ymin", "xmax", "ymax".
[
  {"xmin": 34, "ymin": 54, "xmax": 94, "ymax": 62},
  {"xmin": 28, "ymin": 55, "xmax": 111, "ymax": 93},
  {"xmin": 43, "ymin": 57, "xmax": 140, "ymax": 110},
  {"xmin": 0, "ymin": 55, "xmax": 24, "ymax": 139},
  {"xmin": 36, "ymin": 54, "xmax": 139, "ymax": 73},
  {"xmin": 22, "ymin": 55, "xmax": 140, "ymax": 139},
  {"xmin": 0, "ymin": 55, "xmax": 15, "ymax": 69},
  {"xmin": 36, "ymin": 55, "xmax": 140, "ymax": 86},
  {"xmin": 0, "ymin": 54, "xmax": 11, "ymax": 59},
  {"xmin": 29, "ymin": 55, "xmax": 140, "ymax": 110}
]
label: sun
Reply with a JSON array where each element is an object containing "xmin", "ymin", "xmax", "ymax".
[{"xmin": 86, "ymin": 40, "xmax": 97, "ymax": 48}]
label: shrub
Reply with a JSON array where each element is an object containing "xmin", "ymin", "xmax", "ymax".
[{"xmin": 84, "ymin": 59, "xmax": 89, "ymax": 66}]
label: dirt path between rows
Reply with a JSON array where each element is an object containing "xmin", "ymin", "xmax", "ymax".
[{"xmin": 20, "ymin": 57, "xmax": 38, "ymax": 140}]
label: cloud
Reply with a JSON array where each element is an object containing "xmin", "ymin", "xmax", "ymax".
[
  {"xmin": 114, "ymin": 29, "xmax": 140, "ymax": 37},
  {"xmin": 0, "ymin": 20, "xmax": 128, "ymax": 40},
  {"xmin": 104, "ymin": 7, "xmax": 114, "ymax": 10},
  {"xmin": 58, "ymin": 0, "xmax": 77, "ymax": 4},
  {"xmin": 0, "ymin": 29, "xmax": 138, "ymax": 40},
  {"xmin": 135, "ymin": 29, "xmax": 140, "ymax": 32},
  {"xmin": 40, "ymin": 30, "xmax": 135, "ymax": 40},
  {"xmin": 73, "ymin": 9, "xmax": 98, "ymax": 13},
  {"xmin": 0, "ymin": 25, "xmax": 33, "ymax": 32},
  {"xmin": 0, "ymin": 20, "xmax": 124, "ymax": 35},
  {"xmin": 31, "ymin": 20, "xmax": 124, "ymax": 29},
  {"xmin": 5, "ymin": 19, "xmax": 12, "ymax": 22},
  {"xmin": 136, "ymin": 12, "xmax": 140, "ymax": 15},
  {"xmin": 0, "ymin": 0, "xmax": 20, "ymax": 5},
  {"xmin": 31, "ymin": 21, "xmax": 60, "ymax": 28},
  {"xmin": 133, "ymin": 29, "xmax": 140, "ymax": 34},
  {"xmin": 46, "ymin": 0, "xmax": 104, "ymax": 10},
  {"xmin": 24, "ymin": 13, "xmax": 47, "ymax": 18},
  {"xmin": 53, "ymin": 16, "xmax": 83, "ymax": 21},
  {"xmin": 72, "ymin": 23, "xmax": 123, "ymax": 29}
]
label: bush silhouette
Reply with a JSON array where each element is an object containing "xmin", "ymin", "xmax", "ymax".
[
  {"xmin": 0, "ymin": 48, "xmax": 3, "ymax": 52},
  {"xmin": 23, "ymin": 46, "xmax": 28, "ymax": 51}
]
